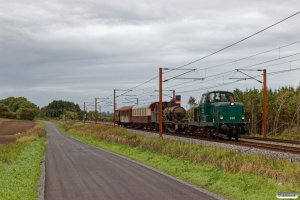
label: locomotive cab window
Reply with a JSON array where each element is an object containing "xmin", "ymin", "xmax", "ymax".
[
  {"xmin": 215, "ymin": 92, "xmax": 220, "ymax": 102},
  {"xmin": 206, "ymin": 92, "xmax": 235, "ymax": 103},
  {"xmin": 209, "ymin": 93, "xmax": 215, "ymax": 103},
  {"xmin": 200, "ymin": 94, "xmax": 205, "ymax": 104}
]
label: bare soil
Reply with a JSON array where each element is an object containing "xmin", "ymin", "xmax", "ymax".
[{"xmin": 0, "ymin": 118, "xmax": 35, "ymax": 144}]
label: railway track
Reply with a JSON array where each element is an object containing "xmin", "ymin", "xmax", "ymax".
[
  {"xmin": 244, "ymin": 136, "xmax": 300, "ymax": 145},
  {"xmin": 233, "ymin": 140, "xmax": 300, "ymax": 154}
]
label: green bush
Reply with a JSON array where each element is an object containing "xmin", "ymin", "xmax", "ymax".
[
  {"xmin": 0, "ymin": 104, "xmax": 9, "ymax": 115},
  {"xmin": 18, "ymin": 108, "xmax": 38, "ymax": 120},
  {"xmin": 4, "ymin": 112, "xmax": 17, "ymax": 119}
]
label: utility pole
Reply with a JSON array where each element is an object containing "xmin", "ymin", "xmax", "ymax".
[
  {"xmin": 95, "ymin": 98, "xmax": 98, "ymax": 124},
  {"xmin": 84, "ymin": 102, "xmax": 86, "ymax": 124},
  {"xmin": 114, "ymin": 89, "xmax": 116, "ymax": 127},
  {"xmin": 232, "ymin": 69, "xmax": 267, "ymax": 137},
  {"xmin": 159, "ymin": 68, "xmax": 163, "ymax": 138},
  {"xmin": 99, "ymin": 105, "xmax": 101, "ymax": 121},
  {"xmin": 74, "ymin": 105, "xmax": 76, "ymax": 122},
  {"xmin": 159, "ymin": 68, "xmax": 199, "ymax": 138},
  {"xmin": 64, "ymin": 109, "xmax": 66, "ymax": 121},
  {"xmin": 263, "ymin": 69, "xmax": 267, "ymax": 138},
  {"xmin": 114, "ymin": 89, "xmax": 131, "ymax": 127}
]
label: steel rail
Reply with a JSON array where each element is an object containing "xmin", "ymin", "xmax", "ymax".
[{"xmin": 245, "ymin": 136, "xmax": 300, "ymax": 145}]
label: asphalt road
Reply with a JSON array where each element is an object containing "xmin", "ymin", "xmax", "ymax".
[{"xmin": 44, "ymin": 122, "xmax": 223, "ymax": 200}]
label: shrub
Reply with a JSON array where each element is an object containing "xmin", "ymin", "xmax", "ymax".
[
  {"xmin": 0, "ymin": 104, "xmax": 10, "ymax": 117},
  {"xmin": 0, "ymin": 112, "xmax": 16, "ymax": 119},
  {"xmin": 6, "ymin": 112, "xmax": 16, "ymax": 119},
  {"xmin": 18, "ymin": 108, "xmax": 38, "ymax": 120},
  {"xmin": 17, "ymin": 122, "xmax": 46, "ymax": 142}
]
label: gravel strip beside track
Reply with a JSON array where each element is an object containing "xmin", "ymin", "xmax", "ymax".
[{"xmin": 241, "ymin": 138, "xmax": 300, "ymax": 148}]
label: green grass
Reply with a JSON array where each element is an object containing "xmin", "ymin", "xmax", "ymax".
[
  {"xmin": 0, "ymin": 122, "xmax": 46, "ymax": 200},
  {"xmin": 55, "ymin": 121, "xmax": 300, "ymax": 200},
  {"xmin": 0, "ymin": 143, "xmax": 28, "ymax": 168},
  {"xmin": 0, "ymin": 138, "xmax": 45, "ymax": 200}
]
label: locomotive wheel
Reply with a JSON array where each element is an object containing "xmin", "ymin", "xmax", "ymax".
[
  {"xmin": 188, "ymin": 128, "xmax": 194, "ymax": 136},
  {"xmin": 228, "ymin": 136, "xmax": 232, "ymax": 141},
  {"xmin": 235, "ymin": 136, "xmax": 239, "ymax": 141}
]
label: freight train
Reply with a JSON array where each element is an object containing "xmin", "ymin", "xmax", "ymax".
[{"xmin": 115, "ymin": 90, "xmax": 250, "ymax": 141}]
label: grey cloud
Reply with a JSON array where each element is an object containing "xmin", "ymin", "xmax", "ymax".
[{"xmin": 1, "ymin": 0, "xmax": 300, "ymax": 111}]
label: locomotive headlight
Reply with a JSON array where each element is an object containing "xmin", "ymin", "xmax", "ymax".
[
  {"xmin": 241, "ymin": 116, "xmax": 245, "ymax": 120},
  {"xmin": 220, "ymin": 115, "xmax": 224, "ymax": 120},
  {"xmin": 230, "ymin": 102, "xmax": 235, "ymax": 106}
]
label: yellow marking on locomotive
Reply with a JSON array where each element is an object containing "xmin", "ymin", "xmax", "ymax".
[{"xmin": 230, "ymin": 117, "xmax": 235, "ymax": 120}]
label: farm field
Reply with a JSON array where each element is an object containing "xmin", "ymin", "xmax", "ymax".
[{"xmin": 0, "ymin": 118, "xmax": 35, "ymax": 144}]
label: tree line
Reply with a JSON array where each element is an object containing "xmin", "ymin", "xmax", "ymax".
[
  {"xmin": 233, "ymin": 85, "xmax": 300, "ymax": 135},
  {"xmin": 0, "ymin": 97, "xmax": 114, "ymax": 121},
  {"xmin": 40, "ymin": 100, "xmax": 82, "ymax": 120},
  {"xmin": 0, "ymin": 97, "xmax": 38, "ymax": 120}
]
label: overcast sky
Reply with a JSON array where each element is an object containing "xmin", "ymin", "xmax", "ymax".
[{"xmin": 1, "ymin": 0, "xmax": 300, "ymax": 112}]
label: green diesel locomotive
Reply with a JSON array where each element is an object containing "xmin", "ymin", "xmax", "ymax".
[{"xmin": 189, "ymin": 90, "xmax": 250, "ymax": 141}]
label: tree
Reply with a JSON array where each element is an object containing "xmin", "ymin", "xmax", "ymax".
[
  {"xmin": 186, "ymin": 96, "xmax": 197, "ymax": 121},
  {"xmin": 66, "ymin": 111, "xmax": 77, "ymax": 120},
  {"xmin": 19, "ymin": 108, "xmax": 38, "ymax": 120},
  {"xmin": 187, "ymin": 96, "xmax": 197, "ymax": 108},
  {"xmin": 19, "ymin": 100, "xmax": 37, "ymax": 109},
  {"xmin": 0, "ymin": 103, "xmax": 9, "ymax": 113},
  {"xmin": 45, "ymin": 100, "xmax": 82, "ymax": 119},
  {"xmin": 233, "ymin": 88, "xmax": 244, "ymax": 102},
  {"xmin": 0, "ymin": 97, "xmax": 38, "ymax": 120},
  {"xmin": 87, "ymin": 111, "xmax": 95, "ymax": 121},
  {"xmin": 0, "ymin": 104, "xmax": 16, "ymax": 119},
  {"xmin": 0, "ymin": 97, "xmax": 15, "ymax": 106}
]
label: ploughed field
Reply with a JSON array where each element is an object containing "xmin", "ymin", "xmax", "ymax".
[{"xmin": 0, "ymin": 118, "xmax": 35, "ymax": 144}]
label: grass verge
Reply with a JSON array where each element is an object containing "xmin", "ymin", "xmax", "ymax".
[
  {"xmin": 0, "ymin": 122, "xmax": 46, "ymax": 200},
  {"xmin": 57, "ymin": 121, "xmax": 300, "ymax": 200}
]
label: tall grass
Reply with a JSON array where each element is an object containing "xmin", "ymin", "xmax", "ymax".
[
  {"xmin": 0, "ymin": 143, "xmax": 28, "ymax": 169},
  {"xmin": 0, "ymin": 121, "xmax": 46, "ymax": 200},
  {"xmin": 60, "ymin": 122, "xmax": 300, "ymax": 187}
]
